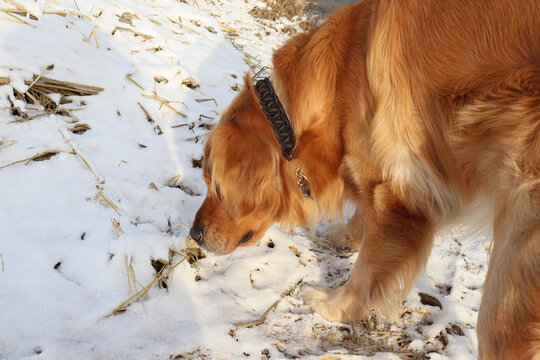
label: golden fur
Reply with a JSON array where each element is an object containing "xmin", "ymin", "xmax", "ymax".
[{"xmin": 191, "ymin": 1, "xmax": 540, "ymax": 358}]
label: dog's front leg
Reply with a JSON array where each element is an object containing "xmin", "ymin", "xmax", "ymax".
[
  {"xmin": 327, "ymin": 206, "xmax": 365, "ymax": 252},
  {"xmin": 302, "ymin": 181, "xmax": 435, "ymax": 322}
]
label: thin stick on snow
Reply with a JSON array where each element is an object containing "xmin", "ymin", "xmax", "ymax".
[
  {"xmin": 44, "ymin": 11, "xmax": 67, "ymax": 17},
  {"xmin": 195, "ymin": 98, "xmax": 218, "ymax": 106},
  {"xmin": 98, "ymin": 193, "xmax": 121, "ymax": 216},
  {"xmin": 25, "ymin": 65, "xmax": 54, "ymax": 93},
  {"xmin": 0, "ymin": 150, "xmax": 61, "ymax": 170},
  {"xmin": 235, "ymin": 279, "xmax": 302, "ymax": 328},
  {"xmin": 84, "ymin": 27, "xmax": 99, "ymax": 48},
  {"xmin": 142, "ymin": 93, "xmax": 187, "ymax": 118},
  {"xmin": 125, "ymin": 256, "xmax": 133, "ymax": 294},
  {"xmin": 0, "ymin": 139, "xmax": 17, "ymax": 150},
  {"xmin": 69, "ymin": 10, "xmax": 91, "ymax": 20},
  {"xmin": 124, "ymin": 256, "xmax": 147, "ymax": 311},
  {"xmin": 167, "ymin": 16, "xmax": 200, "ymax": 35},
  {"xmin": 138, "ymin": 102, "xmax": 154, "ymax": 123},
  {"xmin": 125, "ymin": 74, "xmax": 144, "ymax": 90},
  {"xmin": 3, "ymin": 1, "xmax": 38, "ymax": 21},
  {"xmin": 108, "ymin": 256, "xmax": 187, "ymax": 316},
  {"xmin": 60, "ymin": 128, "xmax": 104, "ymax": 183},
  {"xmin": 0, "ymin": 9, "xmax": 30, "ymax": 24},
  {"xmin": 111, "ymin": 218, "xmax": 124, "ymax": 236},
  {"xmin": 235, "ymin": 300, "xmax": 280, "ymax": 329},
  {"xmin": 114, "ymin": 26, "xmax": 154, "ymax": 41}
]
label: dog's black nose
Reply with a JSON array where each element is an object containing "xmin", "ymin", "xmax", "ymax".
[
  {"xmin": 240, "ymin": 231, "xmax": 253, "ymax": 243},
  {"xmin": 190, "ymin": 225, "xmax": 204, "ymax": 243}
]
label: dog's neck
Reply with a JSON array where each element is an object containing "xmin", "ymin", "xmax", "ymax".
[
  {"xmin": 266, "ymin": 25, "xmax": 350, "ymax": 218},
  {"xmin": 254, "ymin": 77, "xmax": 313, "ymax": 199},
  {"xmin": 252, "ymin": 72, "xmax": 345, "ymax": 213}
]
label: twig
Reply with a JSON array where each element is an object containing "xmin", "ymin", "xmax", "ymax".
[
  {"xmin": 39, "ymin": 77, "xmax": 104, "ymax": 93},
  {"xmin": 98, "ymin": 192, "xmax": 121, "ymax": 216},
  {"xmin": 195, "ymin": 98, "xmax": 218, "ymax": 106},
  {"xmin": 367, "ymin": 331, "xmax": 405, "ymax": 336},
  {"xmin": 235, "ymin": 279, "xmax": 302, "ymax": 328},
  {"xmin": 69, "ymin": 10, "xmax": 91, "ymax": 20},
  {"xmin": 125, "ymin": 256, "xmax": 146, "ymax": 311},
  {"xmin": 142, "ymin": 93, "xmax": 187, "ymax": 118},
  {"xmin": 111, "ymin": 218, "xmax": 124, "ymax": 236},
  {"xmin": 114, "ymin": 26, "xmax": 154, "ymax": 41},
  {"xmin": 167, "ymin": 16, "xmax": 201, "ymax": 34},
  {"xmin": 84, "ymin": 27, "xmax": 99, "ymax": 48},
  {"xmin": 108, "ymin": 256, "xmax": 187, "ymax": 316},
  {"xmin": 20, "ymin": 89, "xmax": 41, "ymax": 107},
  {"xmin": 235, "ymin": 300, "xmax": 280, "ymax": 328},
  {"xmin": 137, "ymin": 102, "xmax": 156, "ymax": 124},
  {"xmin": 60, "ymin": 128, "xmax": 104, "ymax": 183},
  {"xmin": 25, "ymin": 65, "xmax": 54, "ymax": 93},
  {"xmin": 171, "ymin": 123, "xmax": 189, "ymax": 129},
  {"xmin": 126, "ymin": 74, "xmax": 144, "ymax": 90},
  {"xmin": 0, "ymin": 150, "xmax": 61, "ymax": 170},
  {"xmin": 44, "ymin": 11, "xmax": 67, "ymax": 17},
  {"xmin": 0, "ymin": 139, "xmax": 17, "ymax": 150},
  {"xmin": 0, "ymin": 9, "xmax": 29, "ymax": 24}
]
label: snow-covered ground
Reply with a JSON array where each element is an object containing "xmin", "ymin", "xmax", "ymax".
[{"xmin": 0, "ymin": 1, "xmax": 490, "ymax": 359}]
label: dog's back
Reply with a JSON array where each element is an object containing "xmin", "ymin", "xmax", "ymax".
[
  {"xmin": 309, "ymin": 1, "xmax": 540, "ymax": 358},
  {"xmin": 368, "ymin": 0, "xmax": 540, "ymax": 215}
]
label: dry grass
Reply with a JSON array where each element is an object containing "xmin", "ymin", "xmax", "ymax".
[
  {"xmin": 167, "ymin": 16, "xmax": 201, "ymax": 34},
  {"xmin": 268, "ymin": 309, "xmax": 435, "ymax": 359},
  {"xmin": 1, "ymin": 0, "xmax": 39, "ymax": 23},
  {"xmin": 234, "ymin": 279, "xmax": 301, "ymax": 329},
  {"xmin": 142, "ymin": 93, "xmax": 188, "ymax": 118},
  {"xmin": 249, "ymin": 0, "xmax": 321, "ymax": 32},
  {"xmin": 96, "ymin": 191, "xmax": 122, "ymax": 216},
  {"xmin": 0, "ymin": 150, "xmax": 62, "ymax": 170},
  {"xmin": 0, "ymin": 66, "xmax": 103, "ymax": 123},
  {"xmin": 112, "ymin": 26, "xmax": 154, "ymax": 41},
  {"xmin": 108, "ymin": 239, "xmax": 206, "ymax": 316},
  {"xmin": 109, "ymin": 252, "xmax": 183, "ymax": 316},
  {"xmin": 0, "ymin": 139, "xmax": 17, "ymax": 150}
]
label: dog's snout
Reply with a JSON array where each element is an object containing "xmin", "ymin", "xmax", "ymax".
[{"xmin": 190, "ymin": 224, "xmax": 204, "ymax": 243}]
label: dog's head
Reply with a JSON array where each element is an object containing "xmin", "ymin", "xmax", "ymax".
[
  {"xmin": 190, "ymin": 62, "xmax": 347, "ymax": 254},
  {"xmin": 190, "ymin": 74, "xmax": 293, "ymax": 254}
]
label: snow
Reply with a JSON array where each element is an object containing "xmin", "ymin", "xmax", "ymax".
[{"xmin": 0, "ymin": 1, "xmax": 489, "ymax": 359}]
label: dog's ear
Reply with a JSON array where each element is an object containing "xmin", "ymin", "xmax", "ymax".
[
  {"xmin": 243, "ymin": 72, "xmax": 253, "ymax": 87},
  {"xmin": 243, "ymin": 72, "xmax": 262, "ymax": 109}
]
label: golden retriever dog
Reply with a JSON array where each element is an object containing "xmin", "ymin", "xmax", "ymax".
[{"xmin": 190, "ymin": 0, "xmax": 540, "ymax": 358}]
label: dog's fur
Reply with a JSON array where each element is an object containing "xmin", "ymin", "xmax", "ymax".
[{"xmin": 191, "ymin": 1, "xmax": 540, "ymax": 358}]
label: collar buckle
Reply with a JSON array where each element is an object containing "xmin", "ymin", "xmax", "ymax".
[{"xmin": 295, "ymin": 167, "xmax": 312, "ymax": 198}]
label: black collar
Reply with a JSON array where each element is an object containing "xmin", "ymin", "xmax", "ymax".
[
  {"xmin": 254, "ymin": 77, "xmax": 311, "ymax": 198},
  {"xmin": 254, "ymin": 78, "xmax": 296, "ymax": 161}
]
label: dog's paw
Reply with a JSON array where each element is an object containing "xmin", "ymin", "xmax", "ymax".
[
  {"xmin": 300, "ymin": 285, "xmax": 348, "ymax": 322},
  {"xmin": 327, "ymin": 223, "xmax": 361, "ymax": 252},
  {"xmin": 327, "ymin": 223, "xmax": 349, "ymax": 248}
]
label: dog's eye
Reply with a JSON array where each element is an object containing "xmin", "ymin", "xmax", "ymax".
[{"xmin": 240, "ymin": 231, "xmax": 253, "ymax": 243}]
